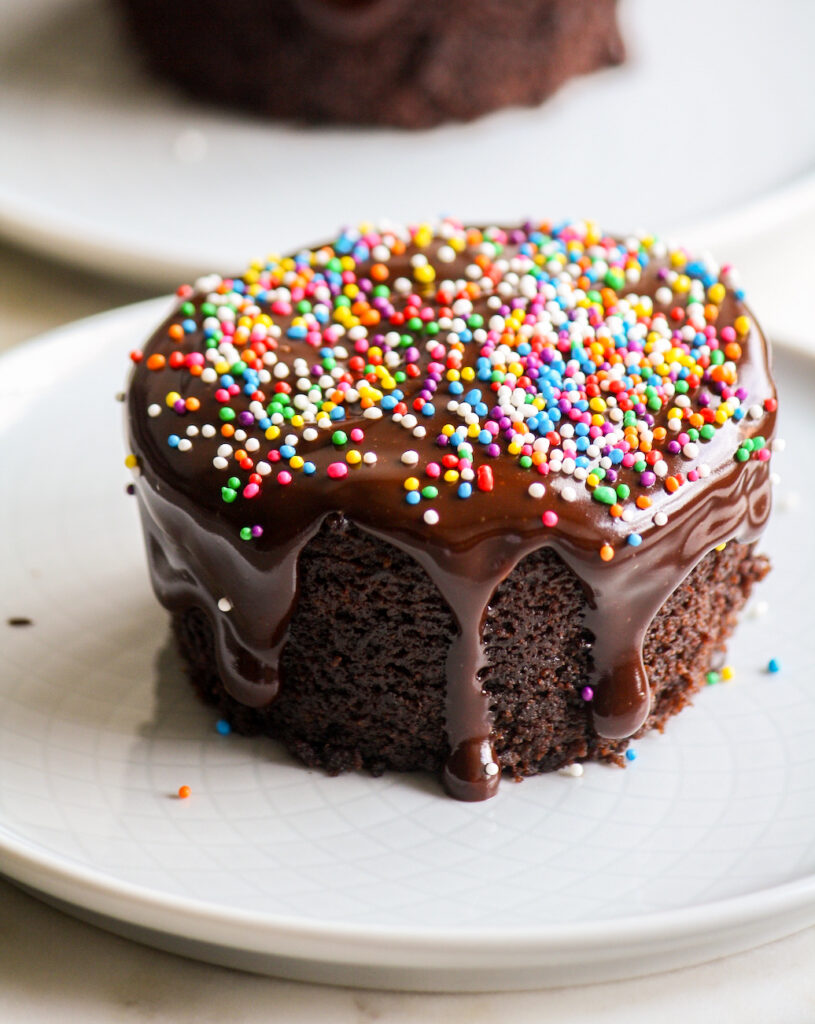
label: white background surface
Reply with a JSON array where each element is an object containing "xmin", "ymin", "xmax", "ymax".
[{"xmin": 0, "ymin": 874, "xmax": 814, "ymax": 1023}]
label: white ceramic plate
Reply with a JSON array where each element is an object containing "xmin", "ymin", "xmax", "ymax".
[
  {"xmin": 0, "ymin": 300, "xmax": 813, "ymax": 992},
  {"xmin": 1, "ymin": 0, "xmax": 815, "ymax": 286}
]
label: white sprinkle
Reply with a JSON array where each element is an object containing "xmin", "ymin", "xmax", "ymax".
[
  {"xmin": 217, "ymin": 598, "xmax": 232, "ymax": 613},
  {"xmin": 559, "ymin": 763, "xmax": 584, "ymax": 778},
  {"xmin": 201, "ymin": 368, "xmax": 217, "ymax": 384},
  {"xmin": 412, "ymin": 426, "xmax": 427, "ymax": 439},
  {"xmin": 256, "ymin": 462, "xmax": 272, "ymax": 476},
  {"xmin": 177, "ymin": 438, "xmax": 192, "ymax": 452},
  {"xmin": 772, "ymin": 438, "xmax": 786, "ymax": 452},
  {"xmin": 185, "ymin": 425, "xmax": 199, "ymax": 437},
  {"xmin": 423, "ymin": 509, "xmax": 439, "ymax": 525},
  {"xmin": 528, "ymin": 482, "xmax": 546, "ymax": 499},
  {"xmin": 484, "ymin": 762, "xmax": 500, "ymax": 777},
  {"xmin": 770, "ymin": 472, "xmax": 781, "ymax": 486},
  {"xmin": 749, "ymin": 600, "xmax": 769, "ymax": 619},
  {"xmin": 217, "ymin": 443, "xmax": 233, "ymax": 457},
  {"xmin": 213, "ymin": 456, "xmax": 228, "ymax": 470},
  {"xmin": 202, "ymin": 424, "xmax": 216, "ymax": 438},
  {"xmin": 363, "ymin": 452, "xmax": 378, "ymax": 465},
  {"xmin": 147, "ymin": 404, "xmax": 162, "ymax": 418},
  {"xmin": 364, "ymin": 407, "xmax": 383, "ymax": 419},
  {"xmin": 682, "ymin": 442, "xmax": 699, "ymax": 459},
  {"xmin": 561, "ymin": 485, "xmax": 577, "ymax": 502},
  {"xmin": 233, "ymin": 429, "xmax": 247, "ymax": 442},
  {"xmin": 303, "ymin": 427, "xmax": 319, "ymax": 442},
  {"xmin": 245, "ymin": 437, "xmax": 261, "ymax": 452},
  {"xmin": 401, "ymin": 450, "xmax": 419, "ymax": 465},
  {"xmin": 748, "ymin": 404, "xmax": 763, "ymax": 420},
  {"xmin": 654, "ymin": 511, "xmax": 668, "ymax": 526}
]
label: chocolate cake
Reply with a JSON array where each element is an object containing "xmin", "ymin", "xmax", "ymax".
[
  {"xmin": 115, "ymin": 0, "xmax": 624, "ymax": 128},
  {"xmin": 125, "ymin": 219, "xmax": 777, "ymax": 800}
]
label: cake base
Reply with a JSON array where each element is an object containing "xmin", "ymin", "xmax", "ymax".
[{"xmin": 171, "ymin": 517, "xmax": 769, "ymax": 785}]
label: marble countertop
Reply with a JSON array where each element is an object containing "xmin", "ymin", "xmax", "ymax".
[{"xmin": 2, "ymin": 239, "xmax": 815, "ymax": 1022}]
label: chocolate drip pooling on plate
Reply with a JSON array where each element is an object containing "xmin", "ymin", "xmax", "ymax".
[{"xmin": 127, "ymin": 220, "xmax": 776, "ymax": 800}]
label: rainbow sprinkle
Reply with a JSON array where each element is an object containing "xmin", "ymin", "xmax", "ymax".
[{"xmin": 130, "ymin": 218, "xmax": 775, "ymax": 557}]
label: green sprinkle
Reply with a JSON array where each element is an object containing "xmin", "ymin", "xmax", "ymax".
[
  {"xmin": 227, "ymin": 477, "xmax": 241, "ymax": 489},
  {"xmin": 735, "ymin": 448, "xmax": 750, "ymax": 462},
  {"xmin": 421, "ymin": 486, "xmax": 438, "ymax": 499},
  {"xmin": 239, "ymin": 527, "xmax": 252, "ymax": 540},
  {"xmin": 332, "ymin": 430, "xmax": 348, "ymax": 446},
  {"xmin": 706, "ymin": 670, "xmax": 720, "ymax": 686},
  {"xmin": 221, "ymin": 487, "xmax": 237, "ymax": 504},
  {"xmin": 593, "ymin": 486, "xmax": 617, "ymax": 505},
  {"xmin": 219, "ymin": 407, "xmax": 236, "ymax": 422},
  {"xmin": 700, "ymin": 424, "xmax": 716, "ymax": 440},
  {"xmin": 616, "ymin": 483, "xmax": 630, "ymax": 500}
]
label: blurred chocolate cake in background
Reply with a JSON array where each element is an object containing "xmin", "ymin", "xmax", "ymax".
[{"xmin": 115, "ymin": 0, "xmax": 624, "ymax": 127}]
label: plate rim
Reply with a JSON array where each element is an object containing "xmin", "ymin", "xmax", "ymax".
[{"xmin": 1, "ymin": 299, "xmax": 814, "ymax": 974}]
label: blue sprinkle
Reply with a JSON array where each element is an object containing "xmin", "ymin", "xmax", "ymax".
[
  {"xmin": 220, "ymin": 374, "xmax": 235, "ymax": 387},
  {"xmin": 279, "ymin": 445, "xmax": 296, "ymax": 459},
  {"xmin": 381, "ymin": 396, "xmax": 398, "ymax": 410},
  {"xmin": 625, "ymin": 748, "xmax": 637, "ymax": 762},
  {"xmin": 478, "ymin": 430, "xmax": 492, "ymax": 445},
  {"xmin": 449, "ymin": 381, "xmax": 464, "ymax": 395},
  {"xmin": 457, "ymin": 482, "xmax": 473, "ymax": 499},
  {"xmin": 422, "ymin": 403, "xmax": 435, "ymax": 416},
  {"xmin": 182, "ymin": 318, "xmax": 197, "ymax": 334},
  {"xmin": 303, "ymin": 462, "xmax": 316, "ymax": 475},
  {"xmin": 627, "ymin": 533, "xmax": 642, "ymax": 547},
  {"xmin": 215, "ymin": 719, "xmax": 231, "ymax": 736},
  {"xmin": 287, "ymin": 325, "xmax": 308, "ymax": 339},
  {"xmin": 405, "ymin": 491, "xmax": 421, "ymax": 505},
  {"xmin": 768, "ymin": 658, "xmax": 781, "ymax": 673},
  {"xmin": 168, "ymin": 434, "xmax": 180, "ymax": 447},
  {"xmin": 329, "ymin": 407, "xmax": 345, "ymax": 421}
]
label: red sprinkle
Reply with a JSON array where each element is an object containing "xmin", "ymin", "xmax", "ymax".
[{"xmin": 477, "ymin": 465, "xmax": 494, "ymax": 492}]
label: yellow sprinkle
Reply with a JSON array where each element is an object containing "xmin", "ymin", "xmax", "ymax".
[
  {"xmin": 404, "ymin": 477, "xmax": 419, "ymax": 491},
  {"xmin": 265, "ymin": 426, "xmax": 280, "ymax": 440},
  {"xmin": 165, "ymin": 391, "xmax": 181, "ymax": 407},
  {"xmin": 441, "ymin": 424, "xmax": 455, "ymax": 437},
  {"xmin": 443, "ymin": 469, "xmax": 459, "ymax": 483},
  {"xmin": 290, "ymin": 415, "xmax": 304, "ymax": 428},
  {"xmin": 587, "ymin": 473, "xmax": 599, "ymax": 488},
  {"xmin": 589, "ymin": 397, "xmax": 606, "ymax": 413},
  {"xmin": 289, "ymin": 455, "xmax": 304, "ymax": 470},
  {"xmin": 124, "ymin": 454, "xmax": 138, "ymax": 469},
  {"xmin": 414, "ymin": 225, "xmax": 433, "ymax": 248},
  {"xmin": 346, "ymin": 450, "xmax": 362, "ymax": 465},
  {"xmin": 674, "ymin": 274, "xmax": 691, "ymax": 294},
  {"xmin": 715, "ymin": 541, "xmax": 727, "ymax": 551},
  {"xmin": 414, "ymin": 264, "xmax": 436, "ymax": 284},
  {"xmin": 708, "ymin": 282, "xmax": 726, "ymax": 303},
  {"xmin": 721, "ymin": 665, "xmax": 735, "ymax": 681},
  {"xmin": 461, "ymin": 367, "xmax": 475, "ymax": 381},
  {"xmin": 735, "ymin": 315, "xmax": 751, "ymax": 336}
]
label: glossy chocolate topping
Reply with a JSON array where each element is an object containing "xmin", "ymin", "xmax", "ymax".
[{"xmin": 126, "ymin": 219, "xmax": 776, "ymax": 800}]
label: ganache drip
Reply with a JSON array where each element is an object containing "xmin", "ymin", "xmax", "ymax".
[{"xmin": 126, "ymin": 219, "xmax": 777, "ymax": 800}]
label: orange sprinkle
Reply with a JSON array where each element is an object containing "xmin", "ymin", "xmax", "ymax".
[
  {"xmin": 665, "ymin": 476, "xmax": 680, "ymax": 494},
  {"xmin": 168, "ymin": 323, "xmax": 184, "ymax": 341},
  {"xmin": 724, "ymin": 342, "xmax": 742, "ymax": 360},
  {"xmin": 185, "ymin": 397, "xmax": 200, "ymax": 412},
  {"xmin": 221, "ymin": 424, "xmax": 235, "ymax": 437},
  {"xmin": 146, "ymin": 353, "xmax": 166, "ymax": 371},
  {"xmin": 178, "ymin": 785, "xmax": 191, "ymax": 799},
  {"xmin": 370, "ymin": 262, "xmax": 389, "ymax": 282},
  {"xmin": 600, "ymin": 544, "xmax": 615, "ymax": 562},
  {"xmin": 636, "ymin": 496, "xmax": 652, "ymax": 510},
  {"xmin": 609, "ymin": 504, "xmax": 624, "ymax": 518},
  {"xmin": 653, "ymin": 426, "xmax": 667, "ymax": 441}
]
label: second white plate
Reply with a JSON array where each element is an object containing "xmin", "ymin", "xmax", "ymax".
[
  {"xmin": 0, "ymin": 301, "xmax": 814, "ymax": 991},
  {"xmin": 1, "ymin": 0, "xmax": 815, "ymax": 284}
]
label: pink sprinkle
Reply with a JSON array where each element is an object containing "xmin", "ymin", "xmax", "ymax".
[
  {"xmin": 215, "ymin": 388, "xmax": 230, "ymax": 403},
  {"xmin": 327, "ymin": 462, "xmax": 348, "ymax": 480},
  {"xmin": 426, "ymin": 462, "xmax": 441, "ymax": 478},
  {"xmin": 350, "ymin": 428, "xmax": 365, "ymax": 442},
  {"xmin": 687, "ymin": 469, "xmax": 699, "ymax": 482},
  {"xmin": 757, "ymin": 448, "xmax": 771, "ymax": 461},
  {"xmin": 721, "ymin": 326, "xmax": 736, "ymax": 343},
  {"xmin": 277, "ymin": 471, "xmax": 292, "ymax": 485},
  {"xmin": 542, "ymin": 510, "xmax": 559, "ymax": 527},
  {"xmin": 243, "ymin": 483, "xmax": 260, "ymax": 499}
]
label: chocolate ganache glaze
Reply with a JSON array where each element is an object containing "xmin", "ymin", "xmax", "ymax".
[{"xmin": 126, "ymin": 219, "xmax": 776, "ymax": 801}]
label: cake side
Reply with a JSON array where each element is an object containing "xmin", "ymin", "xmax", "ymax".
[
  {"xmin": 169, "ymin": 523, "xmax": 769, "ymax": 779},
  {"xmin": 125, "ymin": 219, "xmax": 777, "ymax": 799}
]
